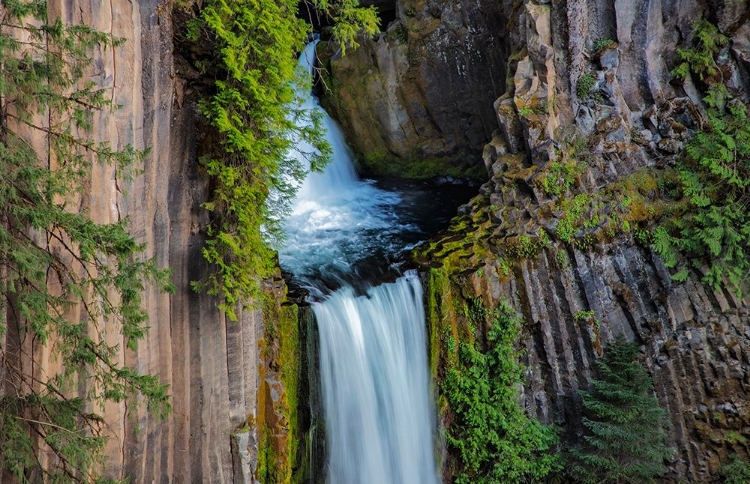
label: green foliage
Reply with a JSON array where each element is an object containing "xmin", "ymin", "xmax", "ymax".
[
  {"xmin": 190, "ymin": 0, "xmax": 378, "ymax": 319},
  {"xmin": 576, "ymin": 72, "xmax": 597, "ymax": 99},
  {"xmin": 720, "ymin": 455, "xmax": 750, "ymax": 484},
  {"xmin": 507, "ymin": 232, "xmax": 550, "ymax": 259},
  {"xmin": 654, "ymin": 19, "xmax": 750, "ymax": 296},
  {"xmin": 443, "ymin": 299, "xmax": 560, "ymax": 483},
  {"xmin": 0, "ymin": 1, "xmax": 172, "ymax": 481},
  {"xmin": 556, "ymin": 194, "xmax": 591, "ymax": 243},
  {"xmin": 537, "ymin": 160, "xmax": 583, "ymax": 197},
  {"xmin": 568, "ymin": 339, "xmax": 671, "ymax": 483},
  {"xmin": 311, "ymin": 0, "xmax": 380, "ymax": 55},
  {"xmin": 593, "ymin": 38, "xmax": 617, "ymax": 55},
  {"xmin": 671, "ymin": 19, "xmax": 728, "ymax": 83},
  {"xmin": 574, "ymin": 310, "xmax": 595, "ymax": 321}
]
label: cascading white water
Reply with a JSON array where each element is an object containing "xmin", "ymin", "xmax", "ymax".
[
  {"xmin": 279, "ymin": 42, "xmax": 439, "ymax": 484},
  {"xmin": 280, "ymin": 41, "xmax": 411, "ymax": 286},
  {"xmin": 314, "ymin": 274, "xmax": 437, "ymax": 484},
  {"xmin": 292, "ymin": 41, "xmax": 359, "ymax": 197}
]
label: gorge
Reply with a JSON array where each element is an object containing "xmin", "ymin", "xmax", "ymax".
[
  {"xmin": 279, "ymin": 42, "xmax": 442, "ymax": 484},
  {"xmin": 1, "ymin": 0, "xmax": 749, "ymax": 482}
]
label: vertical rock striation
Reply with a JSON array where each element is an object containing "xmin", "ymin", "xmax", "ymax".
[
  {"xmin": 318, "ymin": 0, "xmax": 509, "ymax": 177},
  {"xmin": 414, "ymin": 0, "xmax": 750, "ymax": 481},
  {"xmin": 1, "ymin": 0, "xmax": 298, "ymax": 482}
]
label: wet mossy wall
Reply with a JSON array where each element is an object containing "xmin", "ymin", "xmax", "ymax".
[{"xmin": 257, "ymin": 278, "xmax": 302, "ymax": 484}]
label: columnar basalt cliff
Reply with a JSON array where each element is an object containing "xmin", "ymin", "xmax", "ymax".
[
  {"xmin": 0, "ymin": 0, "xmax": 296, "ymax": 482},
  {"xmin": 408, "ymin": 0, "xmax": 750, "ymax": 481},
  {"xmin": 3, "ymin": 0, "xmax": 749, "ymax": 481}
]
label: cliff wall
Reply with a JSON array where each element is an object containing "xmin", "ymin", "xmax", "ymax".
[
  {"xmin": 409, "ymin": 0, "xmax": 750, "ymax": 481},
  {"xmin": 318, "ymin": 0, "xmax": 509, "ymax": 178},
  {"xmin": 0, "ymin": 0, "xmax": 288, "ymax": 481}
]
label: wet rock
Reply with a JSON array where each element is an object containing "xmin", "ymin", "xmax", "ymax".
[
  {"xmin": 599, "ymin": 47, "xmax": 620, "ymax": 70},
  {"xmin": 319, "ymin": 0, "xmax": 508, "ymax": 175}
]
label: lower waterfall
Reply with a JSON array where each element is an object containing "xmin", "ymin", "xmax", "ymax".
[
  {"xmin": 279, "ymin": 41, "xmax": 461, "ymax": 484},
  {"xmin": 314, "ymin": 275, "xmax": 437, "ymax": 484}
]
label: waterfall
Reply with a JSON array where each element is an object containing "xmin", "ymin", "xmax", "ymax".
[
  {"xmin": 280, "ymin": 41, "xmax": 407, "ymax": 287},
  {"xmin": 293, "ymin": 41, "xmax": 359, "ymax": 198},
  {"xmin": 314, "ymin": 274, "xmax": 437, "ymax": 484},
  {"xmin": 280, "ymin": 41, "xmax": 438, "ymax": 484}
]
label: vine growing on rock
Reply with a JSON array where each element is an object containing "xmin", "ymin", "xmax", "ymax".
[
  {"xmin": 654, "ymin": 19, "xmax": 750, "ymax": 296},
  {"xmin": 442, "ymin": 298, "xmax": 560, "ymax": 483},
  {"xmin": 183, "ymin": 0, "xmax": 378, "ymax": 319},
  {"xmin": 0, "ymin": 1, "xmax": 172, "ymax": 480}
]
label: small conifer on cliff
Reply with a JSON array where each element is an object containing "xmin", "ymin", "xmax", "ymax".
[{"xmin": 568, "ymin": 339, "xmax": 672, "ymax": 483}]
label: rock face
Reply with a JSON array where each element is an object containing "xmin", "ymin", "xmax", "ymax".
[
  {"xmin": 0, "ymin": 1, "xmax": 295, "ymax": 482},
  {"xmin": 414, "ymin": 0, "xmax": 750, "ymax": 481},
  {"xmin": 319, "ymin": 0, "xmax": 509, "ymax": 177}
]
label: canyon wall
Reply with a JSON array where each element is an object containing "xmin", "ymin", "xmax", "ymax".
[
  {"xmin": 2, "ymin": 0, "xmax": 748, "ymax": 481},
  {"xmin": 407, "ymin": 0, "xmax": 750, "ymax": 481},
  {"xmin": 318, "ymin": 0, "xmax": 509, "ymax": 178},
  {"xmin": 0, "ymin": 0, "xmax": 293, "ymax": 481}
]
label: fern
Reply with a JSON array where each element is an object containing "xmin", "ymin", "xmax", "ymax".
[
  {"xmin": 653, "ymin": 19, "xmax": 750, "ymax": 296},
  {"xmin": 671, "ymin": 19, "xmax": 728, "ymax": 82}
]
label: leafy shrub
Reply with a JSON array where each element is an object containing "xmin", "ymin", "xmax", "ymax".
[
  {"xmin": 443, "ymin": 300, "xmax": 560, "ymax": 483},
  {"xmin": 556, "ymin": 194, "xmax": 591, "ymax": 243},
  {"xmin": 576, "ymin": 73, "xmax": 597, "ymax": 99},
  {"xmin": 537, "ymin": 160, "xmax": 584, "ymax": 197},
  {"xmin": 189, "ymin": 0, "xmax": 378, "ymax": 318}
]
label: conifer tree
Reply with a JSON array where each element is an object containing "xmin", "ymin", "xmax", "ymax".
[
  {"xmin": 0, "ymin": 1, "xmax": 172, "ymax": 480},
  {"xmin": 568, "ymin": 339, "xmax": 672, "ymax": 483}
]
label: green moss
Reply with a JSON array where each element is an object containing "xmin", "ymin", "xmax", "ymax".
[
  {"xmin": 593, "ymin": 38, "xmax": 617, "ymax": 56},
  {"xmin": 259, "ymin": 287, "xmax": 301, "ymax": 484},
  {"xmin": 279, "ymin": 302, "xmax": 300, "ymax": 472},
  {"xmin": 257, "ymin": 426, "xmax": 278, "ymax": 483},
  {"xmin": 412, "ymin": 208, "xmax": 494, "ymax": 273},
  {"xmin": 428, "ymin": 268, "xmax": 453, "ymax": 380}
]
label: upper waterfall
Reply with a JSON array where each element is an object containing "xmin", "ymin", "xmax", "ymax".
[
  {"xmin": 293, "ymin": 41, "xmax": 359, "ymax": 198},
  {"xmin": 280, "ymin": 42, "xmax": 407, "ymax": 290}
]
